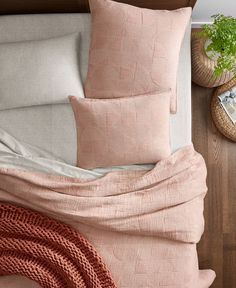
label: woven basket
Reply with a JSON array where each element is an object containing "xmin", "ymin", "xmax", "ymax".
[
  {"xmin": 192, "ymin": 36, "xmax": 234, "ymax": 88},
  {"xmin": 211, "ymin": 78, "xmax": 236, "ymax": 142}
]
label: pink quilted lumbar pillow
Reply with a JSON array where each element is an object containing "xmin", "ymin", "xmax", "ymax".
[
  {"xmin": 85, "ymin": 0, "xmax": 191, "ymax": 113},
  {"xmin": 69, "ymin": 91, "xmax": 171, "ymax": 169}
]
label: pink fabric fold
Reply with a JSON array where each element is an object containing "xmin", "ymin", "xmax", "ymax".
[{"xmin": 0, "ymin": 145, "xmax": 216, "ymax": 287}]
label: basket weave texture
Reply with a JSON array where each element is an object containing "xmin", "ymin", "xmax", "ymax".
[
  {"xmin": 211, "ymin": 78, "xmax": 236, "ymax": 142},
  {"xmin": 191, "ymin": 36, "xmax": 234, "ymax": 88}
]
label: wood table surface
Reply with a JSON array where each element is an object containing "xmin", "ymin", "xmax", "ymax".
[{"xmin": 192, "ymin": 83, "xmax": 236, "ymax": 288}]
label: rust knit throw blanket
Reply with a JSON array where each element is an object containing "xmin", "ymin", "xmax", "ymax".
[{"xmin": 0, "ymin": 203, "xmax": 117, "ymax": 288}]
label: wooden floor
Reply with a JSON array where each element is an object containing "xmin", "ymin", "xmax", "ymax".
[{"xmin": 192, "ymin": 83, "xmax": 236, "ymax": 288}]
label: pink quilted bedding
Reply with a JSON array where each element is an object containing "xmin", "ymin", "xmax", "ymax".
[{"xmin": 0, "ymin": 145, "xmax": 215, "ymax": 287}]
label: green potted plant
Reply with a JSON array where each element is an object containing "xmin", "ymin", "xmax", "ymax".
[{"xmin": 192, "ymin": 14, "xmax": 236, "ymax": 88}]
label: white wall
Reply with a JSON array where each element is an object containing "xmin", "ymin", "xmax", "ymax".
[{"xmin": 192, "ymin": 0, "xmax": 236, "ymax": 27}]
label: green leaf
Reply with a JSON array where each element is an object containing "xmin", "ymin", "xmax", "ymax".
[{"xmin": 198, "ymin": 14, "xmax": 236, "ymax": 78}]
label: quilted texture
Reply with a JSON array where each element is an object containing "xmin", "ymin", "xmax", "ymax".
[
  {"xmin": 85, "ymin": 0, "xmax": 191, "ymax": 113},
  {"xmin": 69, "ymin": 91, "xmax": 171, "ymax": 169},
  {"xmin": 0, "ymin": 203, "xmax": 117, "ymax": 288},
  {"xmin": 0, "ymin": 146, "xmax": 216, "ymax": 287}
]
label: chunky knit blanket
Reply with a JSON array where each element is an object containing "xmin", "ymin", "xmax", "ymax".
[{"xmin": 0, "ymin": 203, "xmax": 117, "ymax": 288}]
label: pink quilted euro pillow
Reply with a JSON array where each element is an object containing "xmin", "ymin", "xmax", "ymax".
[
  {"xmin": 69, "ymin": 91, "xmax": 171, "ymax": 169},
  {"xmin": 85, "ymin": 0, "xmax": 191, "ymax": 113}
]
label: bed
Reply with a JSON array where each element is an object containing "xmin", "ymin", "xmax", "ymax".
[{"xmin": 0, "ymin": 1, "xmax": 215, "ymax": 287}]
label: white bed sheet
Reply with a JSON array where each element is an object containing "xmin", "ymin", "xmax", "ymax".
[
  {"xmin": 0, "ymin": 14, "xmax": 192, "ymax": 166},
  {"xmin": 0, "ymin": 127, "xmax": 153, "ymax": 178}
]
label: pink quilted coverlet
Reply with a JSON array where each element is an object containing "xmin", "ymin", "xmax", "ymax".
[{"xmin": 0, "ymin": 145, "xmax": 215, "ymax": 287}]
